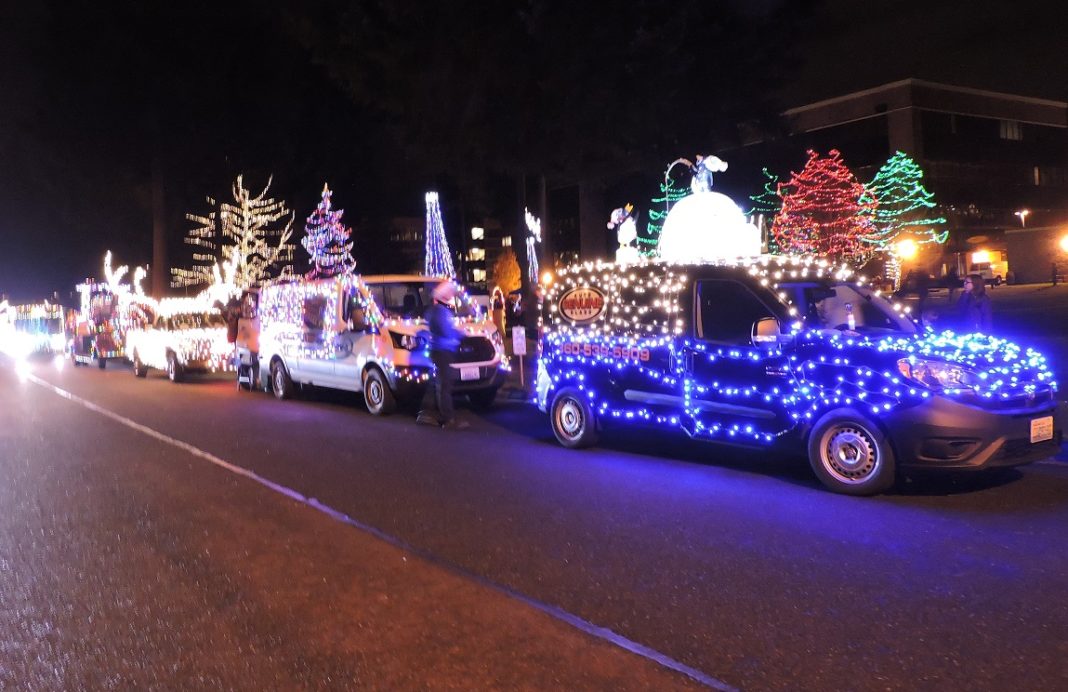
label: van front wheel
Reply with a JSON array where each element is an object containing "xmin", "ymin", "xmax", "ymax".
[
  {"xmin": 551, "ymin": 387, "xmax": 599, "ymax": 449},
  {"xmin": 807, "ymin": 408, "xmax": 896, "ymax": 495},
  {"xmin": 363, "ymin": 367, "xmax": 396, "ymax": 415}
]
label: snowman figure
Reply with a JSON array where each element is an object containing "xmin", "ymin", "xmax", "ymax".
[{"xmin": 608, "ymin": 204, "xmax": 640, "ymax": 264}]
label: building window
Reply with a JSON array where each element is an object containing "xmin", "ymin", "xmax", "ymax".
[
  {"xmin": 502, "ymin": 236, "xmax": 512, "ymax": 247},
  {"xmin": 471, "ymin": 268, "xmax": 486, "ymax": 283},
  {"xmin": 468, "ymin": 248, "xmax": 485, "ymax": 262},
  {"xmin": 471, "ymin": 226, "xmax": 485, "ymax": 240},
  {"xmin": 999, "ymin": 120, "xmax": 1022, "ymax": 141}
]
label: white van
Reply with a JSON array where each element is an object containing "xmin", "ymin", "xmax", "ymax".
[{"xmin": 257, "ymin": 273, "xmax": 507, "ymax": 414}]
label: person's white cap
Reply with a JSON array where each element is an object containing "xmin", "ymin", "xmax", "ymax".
[{"xmin": 432, "ymin": 281, "xmax": 456, "ymax": 301}]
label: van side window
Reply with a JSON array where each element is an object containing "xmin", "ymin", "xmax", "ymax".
[
  {"xmin": 695, "ymin": 280, "xmax": 773, "ymax": 344},
  {"xmin": 344, "ymin": 295, "xmax": 367, "ymax": 330},
  {"xmin": 302, "ymin": 295, "xmax": 328, "ymax": 331}
]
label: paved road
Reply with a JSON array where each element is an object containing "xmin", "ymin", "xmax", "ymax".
[{"xmin": 3, "ymin": 354, "xmax": 1068, "ymax": 690}]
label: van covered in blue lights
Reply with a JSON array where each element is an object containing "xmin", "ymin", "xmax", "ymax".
[{"xmin": 536, "ymin": 256, "xmax": 1064, "ymax": 495}]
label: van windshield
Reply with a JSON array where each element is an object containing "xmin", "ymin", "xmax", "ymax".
[
  {"xmin": 365, "ymin": 281, "xmax": 477, "ymax": 320},
  {"xmin": 780, "ymin": 281, "xmax": 917, "ymax": 335}
]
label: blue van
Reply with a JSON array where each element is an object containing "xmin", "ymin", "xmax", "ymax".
[{"xmin": 536, "ymin": 257, "xmax": 1064, "ymax": 495}]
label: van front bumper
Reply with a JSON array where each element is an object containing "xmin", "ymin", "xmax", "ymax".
[
  {"xmin": 884, "ymin": 396, "xmax": 1064, "ymax": 469},
  {"xmin": 450, "ymin": 363, "xmax": 508, "ymax": 392}
]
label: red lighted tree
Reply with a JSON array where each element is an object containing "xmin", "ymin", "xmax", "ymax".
[{"xmin": 771, "ymin": 149, "xmax": 877, "ymax": 262}]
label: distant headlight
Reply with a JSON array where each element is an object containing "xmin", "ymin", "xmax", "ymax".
[
  {"xmin": 50, "ymin": 333, "xmax": 66, "ymax": 351},
  {"xmin": 897, "ymin": 358, "xmax": 979, "ymax": 392}
]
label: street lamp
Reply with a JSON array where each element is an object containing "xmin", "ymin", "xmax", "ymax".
[
  {"xmin": 894, "ymin": 238, "xmax": 918, "ymax": 260},
  {"xmin": 1014, "ymin": 209, "xmax": 1030, "ymax": 227},
  {"xmin": 1060, "ymin": 234, "xmax": 1068, "ymax": 253}
]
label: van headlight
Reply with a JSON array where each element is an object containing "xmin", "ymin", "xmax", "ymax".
[
  {"xmin": 897, "ymin": 358, "xmax": 979, "ymax": 392},
  {"xmin": 389, "ymin": 331, "xmax": 424, "ymax": 351}
]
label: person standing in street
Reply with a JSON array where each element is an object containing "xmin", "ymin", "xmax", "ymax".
[
  {"xmin": 957, "ymin": 273, "xmax": 993, "ymax": 333},
  {"xmin": 1053, "ymin": 261, "xmax": 1060, "ymax": 287},
  {"xmin": 416, "ymin": 280, "xmax": 469, "ymax": 429}
]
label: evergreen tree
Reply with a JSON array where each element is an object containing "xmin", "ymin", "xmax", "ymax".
[
  {"xmin": 748, "ymin": 167, "xmax": 782, "ymax": 253},
  {"xmin": 302, "ymin": 183, "xmax": 355, "ymax": 278},
  {"xmin": 771, "ymin": 150, "xmax": 877, "ymax": 263}
]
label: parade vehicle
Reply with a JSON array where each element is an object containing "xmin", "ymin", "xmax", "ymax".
[
  {"xmin": 70, "ymin": 280, "xmax": 126, "ymax": 369},
  {"xmin": 256, "ymin": 273, "xmax": 508, "ymax": 414},
  {"xmin": 0, "ymin": 301, "xmax": 66, "ymax": 357},
  {"xmin": 125, "ymin": 302, "xmax": 234, "ymax": 382},
  {"xmin": 536, "ymin": 256, "xmax": 1064, "ymax": 495}
]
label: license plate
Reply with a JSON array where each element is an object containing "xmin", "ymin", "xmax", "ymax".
[
  {"xmin": 1030, "ymin": 416, "xmax": 1054, "ymax": 444},
  {"xmin": 460, "ymin": 366, "xmax": 480, "ymax": 381}
]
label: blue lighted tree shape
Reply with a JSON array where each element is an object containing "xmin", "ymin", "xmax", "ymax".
[{"xmin": 424, "ymin": 191, "xmax": 455, "ymax": 277}]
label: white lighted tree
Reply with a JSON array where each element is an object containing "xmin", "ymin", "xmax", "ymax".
[{"xmin": 173, "ymin": 175, "xmax": 295, "ymax": 289}]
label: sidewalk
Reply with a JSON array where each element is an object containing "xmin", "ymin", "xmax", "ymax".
[{"xmin": 498, "ymin": 340, "xmax": 537, "ymax": 402}]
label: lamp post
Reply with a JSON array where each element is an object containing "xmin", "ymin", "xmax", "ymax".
[{"xmin": 1014, "ymin": 209, "xmax": 1030, "ymax": 227}]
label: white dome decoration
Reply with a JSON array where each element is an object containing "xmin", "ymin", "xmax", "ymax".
[{"xmin": 658, "ymin": 191, "xmax": 761, "ymax": 263}]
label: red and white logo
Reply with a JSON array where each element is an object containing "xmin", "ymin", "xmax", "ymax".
[{"xmin": 558, "ymin": 286, "xmax": 607, "ymax": 323}]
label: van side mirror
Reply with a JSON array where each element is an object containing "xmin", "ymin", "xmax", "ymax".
[{"xmin": 752, "ymin": 317, "xmax": 784, "ymax": 348}]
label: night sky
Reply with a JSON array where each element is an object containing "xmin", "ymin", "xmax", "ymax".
[{"xmin": 0, "ymin": 0, "xmax": 1063, "ymax": 300}]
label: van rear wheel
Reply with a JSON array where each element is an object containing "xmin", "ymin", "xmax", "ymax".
[
  {"xmin": 271, "ymin": 360, "xmax": 294, "ymax": 400},
  {"xmin": 807, "ymin": 408, "xmax": 895, "ymax": 495},
  {"xmin": 550, "ymin": 387, "xmax": 599, "ymax": 449}
]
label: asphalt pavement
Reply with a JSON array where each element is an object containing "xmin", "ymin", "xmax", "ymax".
[{"xmin": 2, "ymin": 352, "xmax": 1068, "ymax": 690}]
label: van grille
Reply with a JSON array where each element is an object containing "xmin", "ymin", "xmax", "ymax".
[{"xmin": 457, "ymin": 336, "xmax": 495, "ymax": 363}]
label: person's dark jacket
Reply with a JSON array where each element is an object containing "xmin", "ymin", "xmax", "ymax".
[
  {"xmin": 957, "ymin": 291, "xmax": 993, "ymax": 332},
  {"xmin": 425, "ymin": 302, "xmax": 464, "ymax": 352}
]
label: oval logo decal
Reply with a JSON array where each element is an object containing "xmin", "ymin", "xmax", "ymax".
[{"xmin": 558, "ymin": 286, "xmax": 607, "ymax": 323}]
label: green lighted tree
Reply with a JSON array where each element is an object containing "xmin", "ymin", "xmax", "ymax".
[
  {"xmin": 863, "ymin": 151, "xmax": 947, "ymax": 250},
  {"xmin": 748, "ymin": 167, "xmax": 782, "ymax": 253},
  {"xmin": 639, "ymin": 176, "xmax": 689, "ymax": 256}
]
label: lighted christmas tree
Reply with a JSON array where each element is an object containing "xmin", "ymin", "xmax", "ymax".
[
  {"xmin": 771, "ymin": 150, "xmax": 877, "ymax": 262},
  {"xmin": 639, "ymin": 176, "xmax": 689, "ymax": 256},
  {"xmin": 863, "ymin": 151, "xmax": 947, "ymax": 250},
  {"xmin": 302, "ymin": 183, "xmax": 355, "ymax": 278},
  {"xmin": 747, "ymin": 167, "xmax": 782, "ymax": 253},
  {"xmin": 173, "ymin": 175, "xmax": 295, "ymax": 289},
  {"xmin": 424, "ymin": 191, "xmax": 455, "ymax": 277}
]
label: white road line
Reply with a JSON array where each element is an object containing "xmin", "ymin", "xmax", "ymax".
[{"xmin": 23, "ymin": 371, "xmax": 734, "ymax": 691}]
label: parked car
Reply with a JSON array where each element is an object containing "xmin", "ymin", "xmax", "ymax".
[
  {"xmin": 970, "ymin": 262, "xmax": 1004, "ymax": 286},
  {"xmin": 537, "ymin": 257, "xmax": 1064, "ymax": 495},
  {"xmin": 126, "ymin": 309, "xmax": 233, "ymax": 382},
  {"xmin": 257, "ymin": 274, "xmax": 508, "ymax": 414}
]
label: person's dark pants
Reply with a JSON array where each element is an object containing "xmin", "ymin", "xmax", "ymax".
[{"xmin": 421, "ymin": 349, "xmax": 456, "ymax": 424}]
